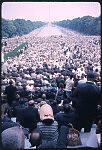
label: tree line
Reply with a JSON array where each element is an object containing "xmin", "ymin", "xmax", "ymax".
[
  {"xmin": 2, "ymin": 18, "xmax": 47, "ymax": 38},
  {"xmin": 53, "ymin": 15, "xmax": 101, "ymax": 36}
]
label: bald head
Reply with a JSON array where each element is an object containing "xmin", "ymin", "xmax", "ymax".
[
  {"xmin": 28, "ymin": 100, "xmax": 35, "ymax": 106},
  {"xmin": 42, "ymin": 94, "xmax": 46, "ymax": 99},
  {"xmin": 30, "ymin": 129, "xmax": 42, "ymax": 148}
]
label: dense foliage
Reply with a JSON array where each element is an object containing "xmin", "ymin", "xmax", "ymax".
[
  {"xmin": 53, "ymin": 16, "xmax": 101, "ymax": 35},
  {"xmin": 4, "ymin": 42, "xmax": 28, "ymax": 60},
  {"xmin": 2, "ymin": 18, "xmax": 47, "ymax": 38}
]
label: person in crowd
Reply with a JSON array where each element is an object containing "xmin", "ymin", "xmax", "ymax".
[
  {"xmin": 34, "ymin": 75, "xmax": 42, "ymax": 87},
  {"xmin": 18, "ymin": 85, "xmax": 30, "ymax": 98},
  {"xmin": 15, "ymin": 98, "xmax": 28, "ymax": 125},
  {"xmin": 65, "ymin": 75, "xmax": 74, "ymax": 98},
  {"xmin": 55, "ymin": 103, "xmax": 75, "ymax": 130},
  {"xmin": 50, "ymin": 100, "xmax": 59, "ymax": 115},
  {"xmin": 22, "ymin": 100, "xmax": 40, "ymax": 133},
  {"xmin": 47, "ymin": 88, "xmax": 56, "ymax": 100},
  {"xmin": 96, "ymin": 120, "xmax": 101, "ymax": 134},
  {"xmin": 72, "ymin": 71, "xmax": 101, "ymax": 132},
  {"xmin": 1, "ymin": 104, "xmax": 20, "ymax": 132},
  {"xmin": 4, "ymin": 80, "xmax": 17, "ymax": 106},
  {"xmin": 78, "ymin": 74, "xmax": 87, "ymax": 85},
  {"xmin": 56, "ymin": 83, "xmax": 65, "ymax": 104},
  {"xmin": 1, "ymin": 126, "xmax": 25, "ymax": 149},
  {"xmin": 42, "ymin": 93, "xmax": 50, "ymax": 105},
  {"xmin": 29, "ymin": 125, "xmax": 67, "ymax": 148},
  {"xmin": 37, "ymin": 104, "xmax": 58, "ymax": 141},
  {"xmin": 1, "ymin": 24, "xmax": 101, "ymax": 148},
  {"xmin": 16, "ymin": 82, "xmax": 23, "ymax": 92}
]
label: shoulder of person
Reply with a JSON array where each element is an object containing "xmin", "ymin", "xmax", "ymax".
[{"xmin": 53, "ymin": 120, "xmax": 58, "ymax": 125}]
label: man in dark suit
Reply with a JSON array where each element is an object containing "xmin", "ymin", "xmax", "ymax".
[
  {"xmin": 55, "ymin": 104, "xmax": 75, "ymax": 130},
  {"xmin": 22, "ymin": 100, "xmax": 40, "ymax": 133},
  {"xmin": 72, "ymin": 71, "xmax": 100, "ymax": 132},
  {"xmin": 4, "ymin": 80, "xmax": 17, "ymax": 106},
  {"xmin": 15, "ymin": 98, "xmax": 27, "ymax": 125}
]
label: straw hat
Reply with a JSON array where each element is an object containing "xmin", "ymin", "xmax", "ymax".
[{"xmin": 40, "ymin": 104, "xmax": 54, "ymax": 121}]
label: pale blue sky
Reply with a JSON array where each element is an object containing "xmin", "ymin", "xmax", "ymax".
[{"xmin": 2, "ymin": 2, "xmax": 101, "ymax": 22}]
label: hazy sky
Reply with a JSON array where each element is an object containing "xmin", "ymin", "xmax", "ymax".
[{"xmin": 2, "ymin": 2, "xmax": 101, "ymax": 22}]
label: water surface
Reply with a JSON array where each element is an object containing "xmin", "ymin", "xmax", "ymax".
[{"xmin": 36, "ymin": 24, "xmax": 67, "ymax": 37}]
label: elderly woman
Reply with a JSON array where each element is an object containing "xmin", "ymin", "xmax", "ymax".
[{"xmin": 37, "ymin": 104, "xmax": 58, "ymax": 141}]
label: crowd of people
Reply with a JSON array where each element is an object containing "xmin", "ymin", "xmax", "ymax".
[{"xmin": 1, "ymin": 25, "xmax": 101, "ymax": 149}]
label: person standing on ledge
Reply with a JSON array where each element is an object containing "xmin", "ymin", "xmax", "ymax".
[{"xmin": 72, "ymin": 71, "xmax": 101, "ymax": 132}]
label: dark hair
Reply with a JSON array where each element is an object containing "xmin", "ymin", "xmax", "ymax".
[
  {"xmin": 95, "ymin": 68, "xmax": 98, "ymax": 72},
  {"xmin": 63, "ymin": 100, "xmax": 69, "ymax": 105},
  {"xmin": 37, "ymin": 98, "xmax": 42, "ymax": 104},
  {"xmin": 58, "ymin": 105, "xmax": 64, "ymax": 112},
  {"xmin": 59, "ymin": 83, "xmax": 64, "ymax": 88},
  {"xmin": 87, "ymin": 71, "xmax": 95, "ymax": 80},
  {"xmin": 9, "ymin": 80, "xmax": 13, "ymax": 85},
  {"xmin": 70, "ymin": 75, "xmax": 73, "ymax": 79},
  {"xmin": 23, "ymin": 86, "xmax": 26, "ymax": 90},
  {"xmin": 63, "ymin": 104, "xmax": 70, "ymax": 113},
  {"xmin": 42, "ymin": 119, "xmax": 54, "ymax": 125},
  {"xmin": 30, "ymin": 129, "xmax": 43, "ymax": 148},
  {"xmin": 19, "ymin": 98, "xmax": 25, "ymax": 105}
]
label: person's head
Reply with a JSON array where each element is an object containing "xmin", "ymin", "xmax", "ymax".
[
  {"xmin": 1, "ymin": 127, "xmax": 25, "ymax": 149},
  {"xmin": 1, "ymin": 103, "xmax": 9, "ymax": 120},
  {"xmin": 42, "ymin": 93, "xmax": 46, "ymax": 99},
  {"xmin": 63, "ymin": 104, "xmax": 70, "ymax": 113},
  {"xmin": 9, "ymin": 80, "xmax": 13, "ymax": 85},
  {"xmin": 30, "ymin": 129, "xmax": 43, "ymax": 148},
  {"xmin": 87, "ymin": 71, "xmax": 95, "ymax": 81},
  {"xmin": 70, "ymin": 74, "xmax": 73, "ymax": 79},
  {"xmin": 95, "ymin": 68, "xmax": 98, "ymax": 72},
  {"xmin": 37, "ymin": 98, "xmax": 42, "ymax": 104},
  {"xmin": 28, "ymin": 100, "xmax": 35, "ymax": 107},
  {"xmin": 40, "ymin": 104, "xmax": 54, "ymax": 122},
  {"xmin": 39, "ymin": 101, "xmax": 47, "ymax": 107},
  {"xmin": 63, "ymin": 99, "xmax": 69, "ymax": 105},
  {"xmin": 59, "ymin": 83, "xmax": 64, "ymax": 89},
  {"xmin": 19, "ymin": 98, "xmax": 25, "ymax": 105},
  {"xmin": 14, "ymin": 64, "xmax": 16, "ymax": 67},
  {"xmin": 23, "ymin": 85, "xmax": 26, "ymax": 90}
]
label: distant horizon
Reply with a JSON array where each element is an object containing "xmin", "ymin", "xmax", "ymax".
[
  {"xmin": 2, "ymin": 14, "xmax": 101, "ymax": 23},
  {"xmin": 2, "ymin": 2, "xmax": 101, "ymax": 22}
]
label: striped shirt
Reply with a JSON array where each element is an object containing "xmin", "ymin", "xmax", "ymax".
[{"xmin": 37, "ymin": 121, "xmax": 58, "ymax": 141}]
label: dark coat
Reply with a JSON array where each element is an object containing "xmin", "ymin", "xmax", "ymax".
[
  {"xmin": 22, "ymin": 106, "xmax": 40, "ymax": 132},
  {"xmin": 55, "ymin": 112, "xmax": 75, "ymax": 130},
  {"xmin": 1, "ymin": 116, "xmax": 19, "ymax": 132},
  {"xmin": 5, "ymin": 85, "xmax": 17, "ymax": 106},
  {"xmin": 34, "ymin": 79, "xmax": 42, "ymax": 87},
  {"xmin": 15, "ymin": 104, "xmax": 27, "ymax": 125},
  {"xmin": 72, "ymin": 81, "xmax": 100, "ymax": 119},
  {"xmin": 19, "ymin": 89, "xmax": 30, "ymax": 98}
]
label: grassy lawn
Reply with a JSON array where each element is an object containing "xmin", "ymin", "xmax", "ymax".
[{"xmin": 4, "ymin": 42, "xmax": 28, "ymax": 60}]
